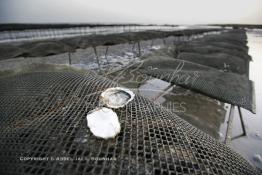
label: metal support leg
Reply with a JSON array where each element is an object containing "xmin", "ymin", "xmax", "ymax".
[
  {"xmin": 225, "ymin": 105, "xmax": 235, "ymax": 145},
  {"xmin": 105, "ymin": 46, "xmax": 109, "ymax": 64},
  {"xmin": 231, "ymin": 106, "xmax": 247, "ymax": 140},
  {"xmin": 132, "ymin": 42, "xmax": 136, "ymax": 58},
  {"xmin": 137, "ymin": 41, "xmax": 141, "ymax": 57},
  {"xmin": 132, "ymin": 42, "xmax": 136, "ymax": 52},
  {"xmin": 151, "ymin": 40, "xmax": 154, "ymax": 47},
  {"xmin": 68, "ymin": 52, "xmax": 71, "ymax": 65},
  {"xmin": 238, "ymin": 106, "xmax": 247, "ymax": 135},
  {"xmin": 162, "ymin": 39, "xmax": 166, "ymax": 45},
  {"xmin": 93, "ymin": 47, "xmax": 101, "ymax": 71}
]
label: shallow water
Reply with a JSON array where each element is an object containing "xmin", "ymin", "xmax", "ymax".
[{"xmin": 228, "ymin": 29, "xmax": 262, "ymax": 169}]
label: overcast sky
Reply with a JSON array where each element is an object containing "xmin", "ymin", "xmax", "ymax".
[{"xmin": 0, "ymin": 0, "xmax": 261, "ymax": 24}]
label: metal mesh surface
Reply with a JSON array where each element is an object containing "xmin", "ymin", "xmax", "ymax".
[
  {"xmin": 174, "ymin": 29, "xmax": 251, "ymax": 60},
  {"xmin": 172, "ymin": 30, "xmax": 251, "ymax": 76},
  {"xmin": 176, "ymin": 52, "xmax": 247, "ymax": 75},
  {"xmin": 0, "ymin": 71, "xmax": 260, "ymax": 175},
  {"xmin": 0, "ymin": 28, "xmax": 220, "ymax": 60},
  {"xmin": 138, "ymin": 56, "xmax": 255, "ymax": 113}
]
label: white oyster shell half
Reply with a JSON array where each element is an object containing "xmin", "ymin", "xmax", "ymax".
[
  {"xmin": 86, "ymin": 107, "xmax": 121, "ymax": 139},
  {"xmin": 100, "ymin": 87, "xmax": 135, "ymax": 108}
]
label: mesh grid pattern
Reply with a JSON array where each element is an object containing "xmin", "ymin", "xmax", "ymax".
[
  {"xmin": 0, "ymin": 28, "xmax": 220, "ymax": 60},
  {"xmin": 138, "ymin": 54, "xmax": 255, "ymax": 113},
  {"xmin": 0, "ymin": 71, "xmax": 260, "ymax": 175},
  {"xmin": 176, "ymin": 52, "xmax": 247, "ymax": 75},
  {"xmin": 173, "ymin": 29, "xmax": 251, "ymax": 76},
  {"xmin": 141, "ymin": 68, "xmax": 255, "ymax": 113}
]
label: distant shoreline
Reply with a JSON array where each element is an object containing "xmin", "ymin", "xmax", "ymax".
[
  {"xmin": 211, "ymin": 24, "xmax": 262, "ymax": 29},
  {"xmin": 0, "ymin": 23, "xmax": 178, "ymax": 32},
  {"xmin": 0, "ymin": 23, "xmax": 261, "ymax": 32}
]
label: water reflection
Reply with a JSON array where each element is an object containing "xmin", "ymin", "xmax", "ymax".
[{"xmin": 162, "ymin": 86, "xmax": 226, "ymax": 139}]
